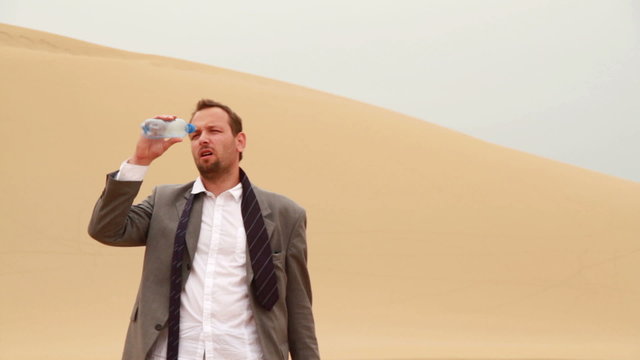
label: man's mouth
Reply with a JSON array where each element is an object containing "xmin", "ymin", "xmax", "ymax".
[{"xmin": 199, "ymin": 149, "xmax": 214, "ymax": 158}]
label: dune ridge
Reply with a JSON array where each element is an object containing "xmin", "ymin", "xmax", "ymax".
[{"xmin": 1, "ymin": 23, "xmax": 639, "ymax": 360}]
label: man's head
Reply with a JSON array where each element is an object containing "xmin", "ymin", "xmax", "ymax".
[
  {"xmin": 189, "ymin": 99, "xmax": 246, "ymax": 179},
  {"xmin": 190, "ymin": 99, "xmax": 243, "ymax": 136}
]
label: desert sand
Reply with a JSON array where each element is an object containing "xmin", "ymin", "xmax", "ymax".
[{"xmin": 1, "ymin": 23, "xmax": 639, "ymax": 360}]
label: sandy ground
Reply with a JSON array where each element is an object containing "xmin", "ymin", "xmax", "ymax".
[{"xmin": 1, "ymin": 23, "xmax": 640, "ymax": 360}]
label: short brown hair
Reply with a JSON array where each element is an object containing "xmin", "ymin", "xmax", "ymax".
[{"xmin": 190, "ymin": 99, "xmax": 243, "ymax": 135}]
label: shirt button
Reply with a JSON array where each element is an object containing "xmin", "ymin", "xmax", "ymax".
[{"xmin": 155, "ymin": 324, "xmax": 163, "ymax": 331}]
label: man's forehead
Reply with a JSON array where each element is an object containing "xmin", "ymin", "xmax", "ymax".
[{"xmin": 192, "ymin": 107, "xmax": 230, "ymax": 125}]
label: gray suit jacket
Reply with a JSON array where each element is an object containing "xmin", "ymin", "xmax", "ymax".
[{"xmin": 88, "ymin": 172, "xmax": 320, "ymax": 360}]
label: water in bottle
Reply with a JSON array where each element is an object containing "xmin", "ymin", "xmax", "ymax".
[{"xmin": 141, "ymin": 118, "xmax": 196, "ymax": 139}]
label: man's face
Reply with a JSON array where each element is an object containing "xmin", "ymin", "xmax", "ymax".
[{"xmin": 189, "ymin": 107, "xmax": 245, "ymax": 177}]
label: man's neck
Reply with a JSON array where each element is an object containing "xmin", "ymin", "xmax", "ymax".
[{"xmin": 200, "ymin": 167, "xmax": 241, "ymax": 196}]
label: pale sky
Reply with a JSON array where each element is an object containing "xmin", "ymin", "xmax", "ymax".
[{"xmin": 2, "ymin": 0, "xmax": 639, "ymax": 181}]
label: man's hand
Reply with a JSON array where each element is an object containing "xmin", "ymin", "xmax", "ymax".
[{"xmin": 129, "ymin": 115, "xmax": 183, "ymax": 166}]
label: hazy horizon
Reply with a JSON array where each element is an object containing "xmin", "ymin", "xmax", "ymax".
[{"xmin": 1, "ymin": 0, "xmax": 638, "ymax": 181}]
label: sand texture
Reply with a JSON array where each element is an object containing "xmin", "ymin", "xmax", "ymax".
[{"xmin": 1, "ymin": 23, "xmax": 639, "ymax": 360}]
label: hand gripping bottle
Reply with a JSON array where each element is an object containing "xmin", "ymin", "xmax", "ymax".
[{"xmin": 141, "ymin": 118, "xmax": 196, "ymax": 139}]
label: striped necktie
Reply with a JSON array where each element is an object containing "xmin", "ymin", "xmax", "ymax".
[
  {"xmin": 167, "ymin": 192, "xmax": 195, "ymax": 360},
  {"xmin": 240, "ymin": 169, "xmax": 279, "ymax": 310}
]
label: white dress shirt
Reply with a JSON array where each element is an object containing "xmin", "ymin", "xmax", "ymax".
[{"xmin": 116, "ymin": 161, "xmax": 263, "ymax": 360}]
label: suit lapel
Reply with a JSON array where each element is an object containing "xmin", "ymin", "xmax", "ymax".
[
  {"xmin": 174, "ymin": 189, "xmax": 203, "ymax": 263},
  {"xmin": 256, "ymin": 188, "xmax": 275, "ymax": 241}
]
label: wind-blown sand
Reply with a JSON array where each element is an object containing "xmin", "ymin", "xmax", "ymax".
[{"xmin": 1, "ymin": 23, "xmax": 639, "ymax": 360}]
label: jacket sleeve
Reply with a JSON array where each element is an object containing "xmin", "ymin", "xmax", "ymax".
[
  {"xmin": 286, "ymin": 209, "xmax": 320, "ymax": 359},
  {"xmin": 88, "ymin": 171, "xmax": 155, "ymax": 247}
]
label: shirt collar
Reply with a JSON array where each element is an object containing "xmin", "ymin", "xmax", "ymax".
[{"xmin": 191, "ymin": 177, "xmax": 243, "ymax": 201}]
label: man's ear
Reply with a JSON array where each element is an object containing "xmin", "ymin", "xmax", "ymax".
[{"xmin": 236, "ymin": 132, "xmax": 247, "ymax": 153}]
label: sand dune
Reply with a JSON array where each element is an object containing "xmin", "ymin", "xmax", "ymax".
[{"xmin": 1, "ymin": 23, "xmax": 639, "ymax": 359}]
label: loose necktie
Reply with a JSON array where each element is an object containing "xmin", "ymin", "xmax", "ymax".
[
  {"xmin": 167, "ymin": 192, "xmax": 195, "ymax": 360},
  {"xmin": 240, "ymin": 169, "xmax": 279, "ymax": 311}
]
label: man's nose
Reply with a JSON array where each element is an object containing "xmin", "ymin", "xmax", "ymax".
[{"xmin": 198, "ymin": 133, "xmax": 211, "ymax": 145}]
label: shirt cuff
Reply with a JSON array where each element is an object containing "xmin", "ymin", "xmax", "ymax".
[{"xmin": 115, "ymin": 160, "xmax": 149, "ymax": 181}]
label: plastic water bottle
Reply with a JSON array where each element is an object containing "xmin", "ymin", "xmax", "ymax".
[{"xmin": 140, "ymin": 118, "xmax": 196, "ymax": 139}]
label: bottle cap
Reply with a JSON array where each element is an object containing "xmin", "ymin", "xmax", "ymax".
[{"xmin": 186, "ymin": 123, "xmax": 196, "ymax": 134}]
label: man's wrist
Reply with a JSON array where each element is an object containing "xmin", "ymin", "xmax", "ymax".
[
  {"xmin": 117, "ymin": 160, "xmax": 149, "ymax": 181},
  {"xmin": 128, "ymin": 156, "xmax": 152, "ymax": 166}
]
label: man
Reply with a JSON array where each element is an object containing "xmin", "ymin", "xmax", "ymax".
[{"xmin": 88, "ymin": 99, "xmax": 320, "ymax": 360}]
